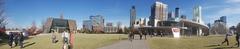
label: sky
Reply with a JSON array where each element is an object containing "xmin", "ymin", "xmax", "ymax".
[{"xmin": 4, "ymin": 0, "xmax": 240, "ymax": 29}]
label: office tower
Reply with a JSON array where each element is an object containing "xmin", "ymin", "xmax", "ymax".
[
  {"xmin": 168, "ymin": 11, "xmax": 174, "ymax": 20},
  {"xmin": 130, "ymin": 6, "xmax": 136, "ymax": 29},
  {"xmin": 149, "ymin": 1, "xmax": 168, "ymax": 26},
  {"xmin": 220, "ymin": 16, "xmax": 227, "ymax": 24},
  {"xmin": 175, "ymin": 7, "xmax": 180, "ymax": 18},
  {"xmin": 83, "ymin": 20, "xmax": 92, "ymax": 31},
  {"xmin": 90, "ymin": 15, "xmax": 104, "ymax": 33}
]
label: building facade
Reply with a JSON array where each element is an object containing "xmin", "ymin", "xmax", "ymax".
[
  {"xmin": 130, "ymin": 6, "xmax": 136, "ymax": 29},
  {"xmin": 43, "ymin": 17, "xmax": 77, "ymax": 33},
  {"xmin": 220, "ymin": 16, "xmax": 227, "ymax": 24},
  {"xmin": 90, "ymin": 15, "xmax": 104, "ymax": 33},
  {"xmin": 175, "ymin": 7, "xmax": 180, "ymax": 18},
  {"xmin": 193, "ymin": 6, "xmax": 204, "ymax": 24},
  {"xmin": 82, "ymin": 20, "xmax": 92, "ymax": 31},
  {"xmin": 149, "ymin": 1, "xmax": 168, "ymax": 27}
]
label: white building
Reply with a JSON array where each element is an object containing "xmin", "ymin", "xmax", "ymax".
[
  {"xmin": 134, "ymin": 18, "xmax": 150, "ymax": 28},
  {"xmin": 193, "ymin": 6, "xmax": 204, "ymax": 24}
]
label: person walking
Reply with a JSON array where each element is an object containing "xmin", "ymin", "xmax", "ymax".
[
  {"xmin": 221, "ymin": 32, "xmax": 231, "ymax": 46},
  {"xmin": 51, "ymin": 29, "xmax": 58, "ymax": 43},
  {"xmin": 232, "ymin": 23, "xmax": 240, "ymax": 48},
  {"xmin": 62, "ymin": 30, "xmax": 70, "ymax": 49},
  {"xmin": 128, "ymin": 32, "xmax": 134, "ymax": 41},
  {"xmin": 13, "ymin": 32, "xmax": 19, "ymax": 47},
  {"xmin": 8, "ymin": 32, "xmax": 14, "ymax": 48},
  {"xmin": 19, "ymin": 32, "xmax": 24, "ymax": 49}
]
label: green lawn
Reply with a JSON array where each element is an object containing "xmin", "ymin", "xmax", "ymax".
[
  {"xmin": 2, "ymin": 34, "xmax": 240, "ymax": 49},
  {"xmin": 0, "ymin": 33, "xmax": 128, "ymax": 49},
  {"xmin": 147, "ymin": 35, "xmax": 240, "ymax": 49}
]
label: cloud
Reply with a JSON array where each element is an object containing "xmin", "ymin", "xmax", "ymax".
[
  {"xmin": 226, "ymin": 0, "xmax": 240, "ymax": 3},
  {"xmin": 203, "ymin": 0, "xmax": 240, "ymax": 27},
  {"xmin": 217, "ymin": 7, "xmax": 240, "ymax": 16}
]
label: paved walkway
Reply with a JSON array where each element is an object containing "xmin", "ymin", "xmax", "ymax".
[{"xmin": 97, "ymin": 36, "xmax": 150, "ymax": 49}]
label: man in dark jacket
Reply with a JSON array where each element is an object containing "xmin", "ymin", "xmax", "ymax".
[
  {"xmin": 13, "ymin": 32, "xmax": 19, "ymax": 46},
  {"xmin": 8, "ymin": 32, "xmax": 14, "ymax": 48},
  {"xmin": 19, "ymin": 32, "xmax": 24, "ymax": 49},
  {"xmin": 233, "ymin": 23, "xmax": 240, "ymax": 48},
  {"xmin": 221, "ymin": 32, "xmax": 231, "ymax": 46}
]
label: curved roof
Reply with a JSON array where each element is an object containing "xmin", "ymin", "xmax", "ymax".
[{"xmin": 180, "ymin": 19, "xmax": 208, "ymax": 29}]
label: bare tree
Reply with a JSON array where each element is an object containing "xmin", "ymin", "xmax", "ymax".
[
  {"xmin": 210, "ymin": 22, "xmax": 228, "ymax": 35},
  {"xmin": 0, "ymin": 0, "xmax": 6, "ymax": 27},
  {"xmin": 0, "ymin": 0, "xmax": 7, "ymax": 39}
]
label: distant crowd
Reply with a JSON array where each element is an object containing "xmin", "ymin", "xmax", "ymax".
[{"xmin": 8, "ymin": 29, "xmax": 28, "ymax": 49}]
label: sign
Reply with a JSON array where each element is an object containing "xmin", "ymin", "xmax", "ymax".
[{"xmin": 172, "ymin": 28, "xmax": 180, "ymax": 38}]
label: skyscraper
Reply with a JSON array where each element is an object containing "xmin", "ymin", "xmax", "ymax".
[
  {"xmin": 82, "ymin": 20, "xmax": 92, "ymax": 31},
  {"xmin": 220, "ymin": 16, "xmax": 227, "ymax": 24},
  {"xmin": 130, "ymin": 6, "xmax": 136, "ymax": 29},
  {"xmin": 175, "ymin": 7, "xmax": 180, "ymax": 18},
  {"xmin": 167, "ymin": 11, "xmax": 174, "ymax": 20},
  {"xmin": 149, "ymin": 1, "xmax": 168, "ymax": 26},
  {"xmin": 193, "ymin": 6, "xmax": 204, "ymax": 24},
  {"xmin": 90, "ymin": 15, "xmax": 104, "ymax": 33}
]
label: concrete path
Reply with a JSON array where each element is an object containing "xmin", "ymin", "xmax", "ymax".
[{"xmin": 97, "ymin": 36, "xmax": 150, "ymax": 49}]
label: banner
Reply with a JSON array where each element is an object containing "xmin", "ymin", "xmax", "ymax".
[{"xmin": 172, "ymin": 28, "xmax": 180, "ymax": 38}]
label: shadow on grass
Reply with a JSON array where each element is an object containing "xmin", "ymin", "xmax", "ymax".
[
  {"xmin": 120, "ymin": 38, "xmax": 128, "ymax": 40},
  {"xmin": 205, "ymin": 44, "xmax": 240, "ymax": 49},
  {"xmin": 0, "ymin": 39, "xmax": 8, "ymax": 46},
  {"xmin": 211, "ymin": 46, "xmax": 234, "ymax": 49},
  {"xmin": 23, "ymin": 42, "xmax": 36, "ymax": 48},
  {"xmin": 0, "ymin": 37, "xmax": 34, "ymax": 46},
  {"xmin": 205, "ymin": 44, "xmax": 220, "ymax": 47}
]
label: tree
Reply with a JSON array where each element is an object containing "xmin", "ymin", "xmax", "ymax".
[
  {"xmin": 0, "ymin": 0, "xmax": 7, "ymax": 39},
  {"xmin": 210, "ymin": 22, "xmax": 228, "ymax": 35},
  {"xmin": 0, "ymin": 0, "xmax": 6, "ymax": 29},
  {"xmin": 27, "ymin": 21, "xmax": 37, "ymax": 35}
]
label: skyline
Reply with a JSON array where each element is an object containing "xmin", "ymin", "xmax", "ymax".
[{"xmin": 4, "ymin": 0, "xmax": 240, "ymax": 29}]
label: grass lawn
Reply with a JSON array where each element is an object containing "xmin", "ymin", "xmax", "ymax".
[
  {"xmin": 0, "ymin": 33, "xmax": 128, "ymax": 49},
  {"xmin": 147, "ymin": 35, "xmax": 240, "ymax": 49}
]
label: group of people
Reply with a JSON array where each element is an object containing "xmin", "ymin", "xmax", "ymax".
[
  {"xmin": 62, "ymin": 31, "xmax": 71, "ymax": 49},
  {"xmin": 8, "ymin": 32, "xmax": 25, "ymax": 49},
  {"xmin": 220, "ymin": 32, "xmax": 240, "ymax": 48},
  {"xmin": 221, "ymin": 23, "xmax": 240, "ymax": 48},
  {"xmin": 51, "ymin": 29, "xmax": 72, "ymax": 49}
]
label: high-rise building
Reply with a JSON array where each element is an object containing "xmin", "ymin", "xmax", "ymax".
[
  {"xmin": 207, "ymin": 23, "xmax": 211, "ymax": 28},
  {"xmin": 220, "ymin": 16, "xmax": 227, "ymax": 24},
  {"xmin": 106, "ymin": 22, "xmax": 113, "ymax": 27},
  {"xmin": 193, "ymin": 6, "xmax": 204, "ymax": 24},
  {"xmin": 149, "ymin": 1, "xmax": 168, "ymax": 26},
  {"xmin": 167, "ymin": 11, "xmax": 174, "ymax": 20},
  {"xmin": 90, "ymin": 15, "xmax": 104, "ymax": 33},
  {"xmin": 180, "ymin": 15, "xmax": 187, "ymax": 19},
  {"xmin": 175, "ymin": 7, "xmax": 180, "ymax": 18},
  {"xmin": 130, "ymin": 6, "xmax": 136, "ymax": 29},
  {"xmin": 117, "ymin": 22, "xmax": 122, "ymax": 29},
  {"xmin": 82, "ymin": 20, "xmax": 92, "ymax": 31}
]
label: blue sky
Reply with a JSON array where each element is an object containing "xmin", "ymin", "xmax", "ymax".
[{"xmin": 4, "ymin": 0, "xmax": 240, "ymax": 29}]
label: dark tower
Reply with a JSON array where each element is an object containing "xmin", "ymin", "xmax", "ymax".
[
  {"xmin": 130, "ymin": 6, "xmax": 136, "ymax": 29},
  {"xmin": 175, "ymin": 7, "xmax": 180, "ymax": 18}
]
